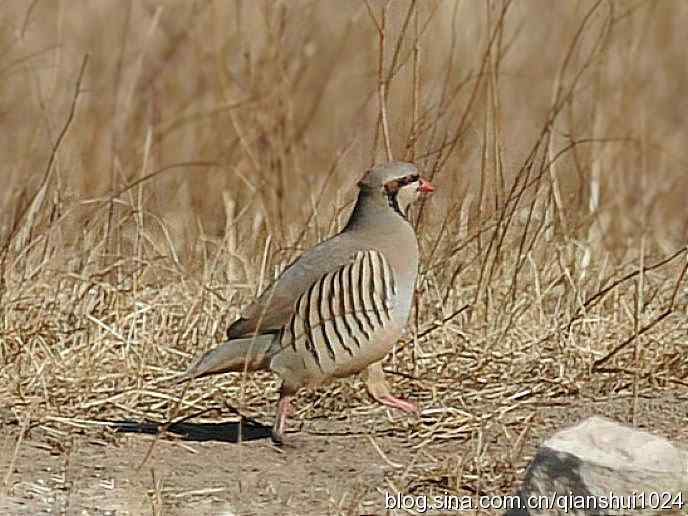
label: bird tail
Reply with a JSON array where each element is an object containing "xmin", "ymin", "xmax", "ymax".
[{"xmin": 175, "ymin": 333, "xmax": 276, "ymax": 383}]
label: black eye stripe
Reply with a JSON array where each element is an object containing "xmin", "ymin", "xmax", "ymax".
[
  {"xmin": 385, "ymin": 174, "xmax": 419, "ymax": 191},
  {"xmin": 401, "ymin": 174, "xmax": 420, "ymax": 186}
]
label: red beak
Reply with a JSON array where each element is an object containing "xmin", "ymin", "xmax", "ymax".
[{"xmin": 419, "ymin": 177, "xmax": 434, "ymax": 193}]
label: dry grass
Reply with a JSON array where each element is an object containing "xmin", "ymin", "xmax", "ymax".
[{"xmin": 1, "ymin": 0, "xmax": 687, "ymax": 514}]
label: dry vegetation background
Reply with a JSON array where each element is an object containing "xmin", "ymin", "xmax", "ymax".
[{"xmin": 1, "ymin": 0, "xmax": 687, "ymax": 514}]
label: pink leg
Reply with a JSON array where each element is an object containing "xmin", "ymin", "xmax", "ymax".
[
  {"xmin": 374, "ymin": 394, "xmax": 418, "ymax": 414},
  {"xmin": 365, "ymin": 362, "xmax": 419, "ymax": 414},
  {"xmin": 271, "ymin": 392, "xmax": 292, "ymax": 445}
]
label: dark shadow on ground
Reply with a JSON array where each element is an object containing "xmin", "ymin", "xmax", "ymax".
[{"xmin": 103, "ymin": 417, "xmax": 272, "ymax": 443}]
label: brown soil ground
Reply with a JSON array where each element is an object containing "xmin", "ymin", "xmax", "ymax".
[{"xmin": 2, "ymin": 392, "xmax": 686, "ymax": 515}]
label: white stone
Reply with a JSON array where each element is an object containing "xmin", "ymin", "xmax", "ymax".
[{"xmin": 506, "ymin": 416, "xmax": 688, "ymax": 515}]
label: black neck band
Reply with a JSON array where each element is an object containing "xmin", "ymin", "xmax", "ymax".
[{"xmin": 387, "ymin": 191, "xmax": 406, "ymax": 220}]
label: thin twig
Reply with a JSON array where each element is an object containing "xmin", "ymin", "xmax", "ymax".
[{"xmin": 1, "ymin": 54, "xmax": 89, "ymax": 258}]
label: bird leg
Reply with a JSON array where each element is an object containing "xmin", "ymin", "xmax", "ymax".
[
  {"xmin": 365, "ymin": 361, "xmax": 418, "ymax": 414},
  {"xmin": 271, "ymin": 386, "xmax": 292, "ymax": 445},
  {"xmin": 376, "ymin": 393, "xmax": 418, "ymax": 413}
]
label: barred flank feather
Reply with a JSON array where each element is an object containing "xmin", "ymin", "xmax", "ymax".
[{"xmin": 281, "ymin": 250, "xmax": 397, "ymax": 371}]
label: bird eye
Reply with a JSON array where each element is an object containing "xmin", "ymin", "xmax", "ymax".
[{"xmin": 399, "ymin": 174, "xmax": 419, "ymax": 186}]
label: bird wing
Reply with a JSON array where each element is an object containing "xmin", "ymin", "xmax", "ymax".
[
  {"xmin": 227, "ymin": 232, "xmax": 368, "ymax": 338},
  {"xmin": 275, "ymin": 249, "xmax": 397, "ymax": 374}
]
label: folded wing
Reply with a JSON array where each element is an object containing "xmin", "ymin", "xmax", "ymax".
[{"xmin": 278, "ymin": 249, "xmax": 397, "ymax": 375}]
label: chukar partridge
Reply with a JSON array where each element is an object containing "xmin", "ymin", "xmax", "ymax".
[{"xmin": 177, "ymin": 161, "xmax": 434, "ymax": 443}]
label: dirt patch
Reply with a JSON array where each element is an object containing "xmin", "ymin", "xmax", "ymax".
[{"xmin": 2, "ymin": 392, "xmax": 686, "ymax": 515}]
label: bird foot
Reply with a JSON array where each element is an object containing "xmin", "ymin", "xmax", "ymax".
[
  {"xmin": 271, "ymin": 393, "xmax": 292, "ymax": 445},
  {"xmin": 270, "ymin": 428, "xmax": 286, "ymax": 446},
  {"xmin": 375, "ymin": 394, "xmax": 419, "ymax": 414}
]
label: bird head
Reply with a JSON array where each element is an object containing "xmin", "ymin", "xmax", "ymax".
[{"xmin": 357, "ymin": 161, "xmax": 434, "ymax": 219}]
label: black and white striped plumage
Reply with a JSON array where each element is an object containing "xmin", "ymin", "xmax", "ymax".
[
  {"xmin": 178, "ymin": 161, "xmax": 434, "ymax": 443},
  {"xmin": 279, "ymin": 249, "xmax": 397, "ymax": 375}
]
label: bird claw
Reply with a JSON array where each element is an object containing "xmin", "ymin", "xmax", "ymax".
[
  {"xmin": 376, "ymin": 394, "xmax": 419, "ymax": 414},
  {"xmin": 271, "ymin": 429, "xmax": 285, "ymax": 446}
]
